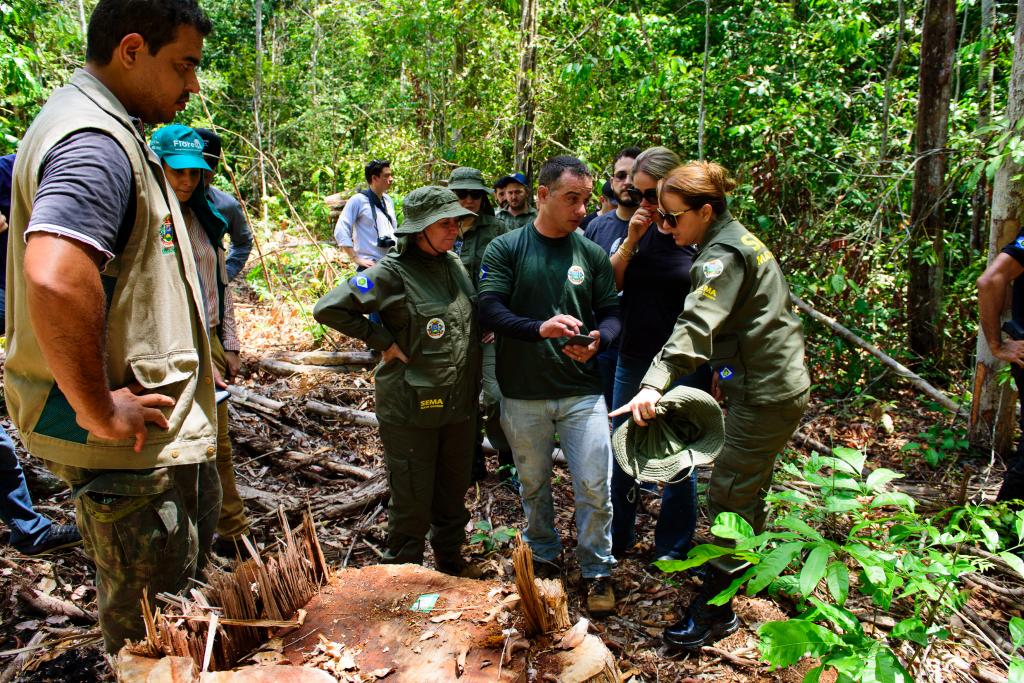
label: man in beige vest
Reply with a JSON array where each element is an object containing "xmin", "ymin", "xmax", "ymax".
[{"xmin": 6, "ymin": 0, "xmax": 219, "ymax": 652}]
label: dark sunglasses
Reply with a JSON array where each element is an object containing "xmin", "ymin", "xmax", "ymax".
[
  {"xmin": 453, "ymin": 189, "xmax": 486, "ymax": 200},
  {"xmin": 657, "ymin": 207, "xmax": 695, "ymax": 228},
  {"xmin": 612, "ymin": 171, "xmax": 629, "ymax": 181},
  {"xmin": 626, "ymin": 187, "xmax": 659, "ymax": 204}
]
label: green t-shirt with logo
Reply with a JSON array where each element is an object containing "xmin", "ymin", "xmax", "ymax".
[{"xmin": 479, "ymin": 225, "xmax": 619, "ymax": 400}]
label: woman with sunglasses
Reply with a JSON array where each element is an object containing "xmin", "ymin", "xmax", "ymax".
[
  {"xmin": 606, "ymin": 147, "xmax": 712, "ymax": 566},
  {"xmin": 611, "ymin": 161, "xmax": 809, "ymax": 652},
  {"xmin": 314, "ymin": 186, "xmax": 483, "ymax": 577},
  {"xmin": 446, "ymin": 167, "xmax": 515, "ymax": 484}
]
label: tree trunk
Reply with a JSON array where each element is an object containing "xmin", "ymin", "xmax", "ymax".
[
  {"xmin": 253, "ymin": 0, "xmax": 268, "ymax": 223},
  {"xmin": 970, "ymin": 0, "xmax": 996, "ymax": 251},
  {"xmin": 513, "ymin": 0, "xmax": 539, "ymax": 183},
  {"xmin": 906, "ymin": 0, "xmax": 956, "ymax": 360},
  {"xmin": 970, "ymin": 0, "xmax": 1024, "ymax": 457}
]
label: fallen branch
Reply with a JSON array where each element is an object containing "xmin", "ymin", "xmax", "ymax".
[
  {"xmin": 226, "ymin": 385, "xmax": 286, "ymax": 412},
  {"xmin": 267, "ymin": 350, "xmax": 377, "ymax": 366},
  {"xmin": 0, "ymin": 631, "xmax": 45, "ymax": 683},
  {"xmin": 283, "ymin": 451, "xmax": 375, "ymax": 480},
  {"xmin": 16, "ymin": 586, "xmax": 96, "ymax": 623},
  {"xmin": 791, "ymin": 294, "xmax": 962, "ymax": 414},
  {"xmin": 700, "ymin": 645, "xmax": 764, "ymax": 668},
  {"xmin": 313, "ymin": 474, "xmax": 389, "ymax": 521},
  {"xmin": 305, "ymin": 399, "xmax": 379, "ymax": 427},
  {"xmin": 260, "ymin": 358, "xmax": 367, "ymax": 377},
  {"xmin": 790, "ymin": 431, "xmax": 834, "ymax": 456}
]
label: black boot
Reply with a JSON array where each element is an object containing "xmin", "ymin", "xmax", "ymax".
[
  {"xmin": 471, "ymin": 441, "xmax": 488, "ymax": 483},
  {"xmin": 663, "ymin": 567, "xmax": 740, "ymax": 651}
]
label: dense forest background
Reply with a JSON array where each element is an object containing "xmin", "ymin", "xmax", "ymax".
[{"xmin": 0, "ymin": 0, "xmax": 1016, "ymax": 397}]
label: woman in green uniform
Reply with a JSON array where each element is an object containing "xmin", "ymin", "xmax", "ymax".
[
  {"xmin": 611, "ymin": 161, "xmax": 810, "ymax": 651},
  {"xmin": 446, "ymin": 167, "xmax": 515, "ymax": 483},
  {"xmin": 314, "ymin": 186, "xmax": 482, "ymax": 576}
]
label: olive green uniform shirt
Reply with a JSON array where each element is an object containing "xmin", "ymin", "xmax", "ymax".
[
  {"xmin": 313, "ymin": 242, "xmax": 480, "ymax": 428},
  {"xmin": 497, "ymin": 207, "xmax": 537, "ymax": 231},
  {"xmin": 642, "ymin": 211, "xmax": 809, "ymax": 404},
  {"xmin": 453, "ymin": 214, "xmax": 506, "ymax": 291}
]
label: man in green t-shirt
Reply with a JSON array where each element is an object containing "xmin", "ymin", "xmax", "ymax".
[{"xmin": 479, "ymin": 156, "xmax": 621, "ymax": 617}]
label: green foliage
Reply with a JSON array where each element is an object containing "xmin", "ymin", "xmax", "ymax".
[
  {"xmin": 900, "ymin": 422, "xmax": 970, "ymax": 467},
  {"xmin": 658, "ymin": 447, "xmax": 1018, "ymax": 679},
  {"xmin": 469, "ymin": 519, "xmax": 516, "ymax": 553}
]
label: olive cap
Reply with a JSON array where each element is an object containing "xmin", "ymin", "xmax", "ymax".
[{"xmin": 395, "ymin": 186, "xmax": 477, "ymax": 235}]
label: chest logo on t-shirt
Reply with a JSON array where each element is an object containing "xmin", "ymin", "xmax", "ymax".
[
  {"xmin": 426, "ymin": 318, "xmax": 446, "ymax": 339},
  {"xmin": 610, "ymin": 238, "xmax": 623, "ymax": 254},
  {"xmin": 159, "ymin": 215, "xmax": 176, "ymax": 255},
  {"xmin": 567, "ymin": 265, "xmax": 586, "ymax": 286},
  {"xmin": 350, "ymin": 274, "xmax": 374, "ymax": 293},
  {"xmin": 702, "ymin": 259, "xmax": 724, "ymax": 280}
]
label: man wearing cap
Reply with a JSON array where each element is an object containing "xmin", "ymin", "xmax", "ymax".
[
  {"xmin": 194, "ymin": 128, "xmax": 253, "ymax": 281},
  {"xmin": 334, "ymin": 159, "xmax": 397, "ymax": 270},
  {"xmin": 151, "ymin": 124, "xmax": 251, "ymax": 558},
  {"xmin": 584, "ymin": 147, "xmax": 641, "ymax": 409},
  {"xmin": 6, "ymin": 0, "xmax": 218, "ymax": 651},
  {"xmin": 314, "ymin": 186, "xmax": 483, "ymax": 576},
  {"xmin": 495, "ymin": 172, "xmax": 537, "ymax": 231},
  {"xmin": 479, "ymin": 155, "xmax": 621, "ymax": 615},
  {"xmin": 446, "ymin": 167, "xmax": 514, "ymax": 483}
]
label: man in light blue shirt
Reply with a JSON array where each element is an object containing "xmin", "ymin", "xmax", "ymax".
[
  {"xmin": 335, "ymin": 159, "xmax": 397, "ymax": 270},
  {"xmin": 195, "ymin": 128, "xmax": 253, "ymax": 280}
]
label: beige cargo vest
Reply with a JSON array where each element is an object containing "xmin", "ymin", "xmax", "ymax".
[{"xmin": 5, "ymin": 69, "xmax": 217, "ymax": 470}]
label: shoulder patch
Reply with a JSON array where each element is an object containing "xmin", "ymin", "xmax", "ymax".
[
  {"xmin": 479, "ymin": 265, "xmax": 488, "ymax": 282},
  {"xmin": 426, "ymin": 317, "xmax": 446, "ymax": 339},
  {"xmin": 1016, "ymin": 237, "xmax": 1024, "ymax": 250},
  {"xmin": 349, "ymin": 273, "xmax": 374, "ymax": 293},
  {"xmin": 698, "ymin": 284, "xmax": 717, "ymax": 300},
  {"xmin": 702, "ymin": 259, "xmax": 724, "ymax": 280},
  {"xmin": 719, "ymin": 366, "xmax": 734, "ymax": 381}
]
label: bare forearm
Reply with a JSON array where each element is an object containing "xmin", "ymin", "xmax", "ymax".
[
  {"xmin": 24, "ymin": 235, "xmax": 113, "ymax": 424},
  {"xmin": 979, "ymin": 281, "xmax": 1008, "ymax": 353}
]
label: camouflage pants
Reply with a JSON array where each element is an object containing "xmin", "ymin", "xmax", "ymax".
[
  {"xmin": 47, "ymin": 460, "xmax": 221, "ymax": 652},
  {"xmin": 708, "ymin": 390, "xmax": 809, "ymax": 574}
]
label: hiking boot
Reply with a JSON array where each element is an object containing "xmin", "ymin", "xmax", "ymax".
[
  {"xmin": 16, "ymin": 523, "xmax": 82, "ymax": 556},
  {"xmin": 533, "ymin": 557, "xmax": 563, "ymax": 580},
  {"xmin": 664, "ymin": 566, "xmax": 739, "ymax": 650},
  {"xmin": 436, "ymin": 557, "xmax": 486, "ymax": 579},
  {"xmin": 585, "ymin": 577, "xmax": 616, "ymax": 616}
]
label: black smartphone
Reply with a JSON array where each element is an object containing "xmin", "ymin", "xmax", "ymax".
[{"xmin": 564, "ymin": 334, "xmax": 595, "ymax": 347}]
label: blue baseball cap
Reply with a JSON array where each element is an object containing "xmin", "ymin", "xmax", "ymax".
[
  {"xmin": 495, "ymin": 172, "xmax": 528, "ymax": 189},
  {"xmin": 150, "ymin": 125, "xmax": 212, "ymax": 171}
]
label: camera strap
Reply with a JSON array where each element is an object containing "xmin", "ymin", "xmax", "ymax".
[{"xmin": 362, "ymin": 189, "xmax": 395, "ymax": 238}]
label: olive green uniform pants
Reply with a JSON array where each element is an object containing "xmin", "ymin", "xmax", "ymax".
[
  {"xmin": 709, "ymin": 389, "xmax": 809, "ymax": 573},
  {"xmin": 480, "ymin": 342, "xmax": 510, "ymax": 453},
  {"xmin": 48, "ymin": 459, "xmax": 220, "ymax": 652},
  {"xmin": 378, "ymin": 418, "xmax": 475, "ymax": 564},
  {"xmin": 210, "ymin": 334, "xmax": 250, "ymax": 539}
]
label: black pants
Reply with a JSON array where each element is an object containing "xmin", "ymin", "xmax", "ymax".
[{"xmin": 998, "ymin": 364, "xmax": 1024, "ymax": 501}]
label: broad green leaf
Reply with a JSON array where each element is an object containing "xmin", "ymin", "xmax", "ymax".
[
  {"xmin": 826, "ymin": 562, "xmax": 849, "ymax": 606},
  {"xmin": 710, "ymin": 512, "xmax": 755, "ymax": 540},
  {"xmin": 864, "ymin": 468, "xmax": 903, "ymax": 492},
  {"xmin": 892, "ymin": 617, "xmax": 928, "ymax": 646},
  {"xmin": 777, "ymin": 516, "xmax": 825, "ymax": 542},
  {"xmin": 1010, "ymin": 658, "xmax": 1024, "ymax": 683},
  {"xmin": 800, "ymin": 545, "xmax": 831, "ymax": 596},
  {"xmin": 869, "ymin": 492, "xmax": 917, "ymax": 512},
  {"xmin": 831, "ymin": 447, "xmax": 866, "ymax": 475},
  {"xmin": 802, "ymin": 665, "xmax": 825, "ymax": 683},
  {"xmin": 708, "ymin": 566, "xmax": 757, "ymax": 606},
  {"xmin": 807, "ymin": 596, "xmax": 861, "ymax": 635},
  {"xmin": 824, "ymin": 496, "xmax": 862, "ymax": 513},
  {"xmin": 861, "ymin": 647, "xmax": 911, "ymax": 683},
  {"xmin": 757, "ymin": 619, "xmax": 842, "ymax": 668},
  {"xmin": 1011, "ymin": 617, "xmax": 1024, "ymax": 651},
  {"xmin": 748, "ymin": 542, "xmax": 806, "ymax": 595},
  {"xmin": 1000, "ymin": 551, "xmax": 1024, "ymax": 580},
  {"xmin": 654, "ymin": 544, "xmax": 738, "ymax": 574}
]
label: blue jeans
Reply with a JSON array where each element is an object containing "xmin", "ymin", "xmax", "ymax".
[
  {"xmin": 0, "ymin": 423, "xmax": 51, "ymax": 550},
  {"xmin": 610, "ymin": 353, "xmax": 712, "ymax": 559},
  {"xmin": 596, "ymin": 348, "xmax": 618, "ymax": 412},
  {"xmin": 501, "ymin": 394, "xmax": 615, "ymax": 578}
]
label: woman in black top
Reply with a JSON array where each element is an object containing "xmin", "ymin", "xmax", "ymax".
[{"xmin": 608, "ymin": 146, "xmax": 712, "ymax": 562}]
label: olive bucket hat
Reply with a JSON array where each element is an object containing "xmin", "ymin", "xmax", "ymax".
[
  {"xmin": 447, "ymin": 167, "xmax": 493, "ymax": 194},
  {"xmin": 612, "ymin": 386, "xmax": 725, "ymax": 484},
  {"xmin": 395, "ymin": 186, "xmax": 476, "ymax": 235}
]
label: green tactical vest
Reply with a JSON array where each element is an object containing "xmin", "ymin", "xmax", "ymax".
[
  {"xmin": 5, "ymin": 69, "xmax": 218, "ymax": 470},
  {"xmin": 373, "ymin": 250, "xmax": 480, "ymax": 428}
]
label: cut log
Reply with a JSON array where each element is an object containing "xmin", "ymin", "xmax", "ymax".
[
  {"xmin": 268, "ymin": 350, "xmax": 377, "ymax": 366},
  {"xmin": 791, "ymin": 293, "xmax": 962, "ymax": 413},
  {"xmin": 16, "ymin": 586, "xmax": 96, "ymax": 623}
]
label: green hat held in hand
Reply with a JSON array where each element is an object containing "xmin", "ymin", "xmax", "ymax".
[
  {"xmin": 613, "ymin": 386, "xmax": 725, "ymax": 484},
  {"xmin": 447, "ymin": 167, "xmax": 493, "ymax": 194},
  {"xmin": 395, "ymin": 186, "xmax": 476, "ymax": 235}
]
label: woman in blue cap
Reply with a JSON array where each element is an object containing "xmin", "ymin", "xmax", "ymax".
[{"xmin": 150, "ymin": 124, "xmax": 250, "ymax": 556}]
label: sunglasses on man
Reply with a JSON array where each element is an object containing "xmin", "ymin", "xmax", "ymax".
[
  {"xmin": 626, "ymin": 187, "xmax": 659, "ymax": 204},
  {"xmin": 453, "ymin": 189, "xmax": 487, "ymax": 200}
]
